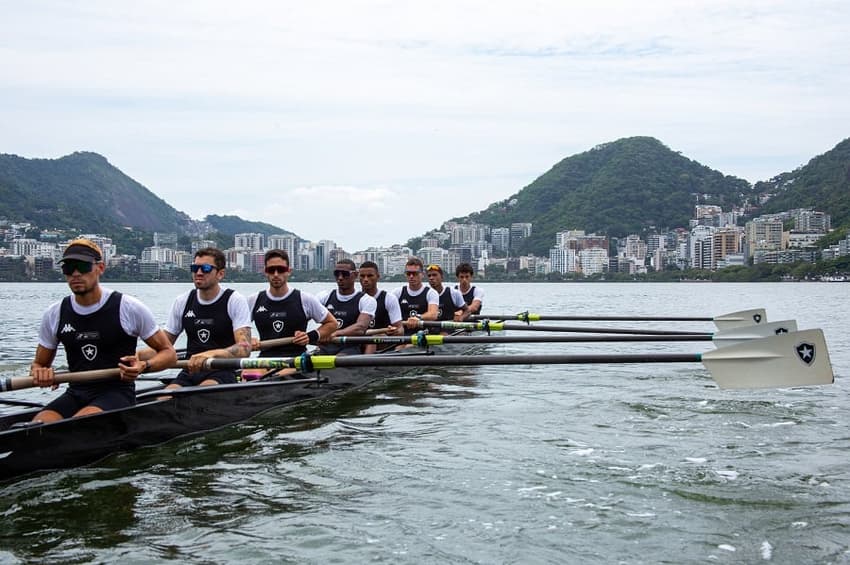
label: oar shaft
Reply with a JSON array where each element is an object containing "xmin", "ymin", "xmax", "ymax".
[
  {"xmin": 417, "ymin": 320, "xmax": 707, "ymax": 336},
  {"xmin": 206, "ymin": 353, "xmax": 703, "ymax": 371},
  {"xmin": 335, "ymin": 334, "xmax": 713, "ymax": 346},
  {"xmin": 471, "ymin": 314, "xmax": 713, "ymax": 322}
]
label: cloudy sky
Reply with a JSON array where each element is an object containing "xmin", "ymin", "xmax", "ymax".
[{"xmin": 2, "ymin": 1, "xmax": 848, "ymax": 251}]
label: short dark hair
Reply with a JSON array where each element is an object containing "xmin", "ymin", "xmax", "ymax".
[
  {"xmin": 264, "ymin": 249, "xmax": 290, "ymax": 266},
  {"xmin": 336, "ymin": 258, "xmax": 356, "ymax": 270},
  {"xmin": 456, "ymin": 263, "xmax": 474, "ymax": 276},
  {"xmin": 359, "ymin": 260, "xmax": 379, "ymax": 272},
  {"xmin": 195, "ymin": 247, "xmax": 226, "ymax": 270},
  {"xmin": 406, "ymin": 257, "xmax": 424, "ymax": 269}
]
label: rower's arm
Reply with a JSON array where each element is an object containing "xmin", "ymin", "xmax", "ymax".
[
  {"xmin": 420, "ymin": 303, "xmax": 439, "ymax": 321},
  {"xmin": 333, "ymin": 312, "xmax": 372, "ymax": 337},
  {"xmin": 140, "ymin": 329, "xmax": 178, "ymax": 373}
]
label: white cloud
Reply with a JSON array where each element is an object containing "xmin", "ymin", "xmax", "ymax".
[{"xmin": 1, "ymin": 0, "xmax": 849, "ymax": 251}]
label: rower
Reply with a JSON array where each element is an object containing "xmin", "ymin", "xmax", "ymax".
[
  {"xmin": 358, "ymin": 260, "xmax": 403, "ymax": 354},
  {"xmin": 391, "ymin": 257, "xmax": 439, "ymax": 335},
  {"xmin": 29, "ymin": 239, "xmax": 177, "ymax": 423},
  {"xmin": 454, "ymin": 262, "xmax": 483, "ymax": 315},
  {"xmin": 316, "ymin": 259, "xmax": 377, "ymax": 355},
  {"xmin": 426, "ymin": 264, "xmax": 470, "ymax": 322},
  {"xmin": 145, "ymin": 247, "xmax": 252, "ymax": 389},
  {"xmin": 245, "ymin": 249, "xmax": 337, "ymax": 378}
]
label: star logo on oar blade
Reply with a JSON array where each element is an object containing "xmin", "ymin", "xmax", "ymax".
[
  {"xmin": 775, "ymin": 327, "xmax": 789, "ymax": 335},
  {"xmin": 753, "ymin": 313, "xmax": 762, "ymax": 323},
  {"xmin": 795, "ymin": 342, "xmax": 815, "ymax": 365}
]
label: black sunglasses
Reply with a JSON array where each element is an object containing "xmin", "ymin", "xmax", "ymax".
[
  {"xmin": 333, "ymin": 269, "xmax": 354, "ymax": 278},
  {"xmin": 61, "ymin": 260, "xmax": 95, "ymax": 276},
  {"xmin": 405, "ymin": 270, "xmax": 421, "ymax": 276},
  {"xmin": 190, "ymin": 264, "xmax": 217, "ymax": 274},
  {"xmin": 265, "ymin": 265, "xmax": 290, "ymax": 275}
]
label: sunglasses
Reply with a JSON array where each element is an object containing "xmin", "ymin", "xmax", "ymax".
[
  {"xmin": 333, "ymin": 269, "xmax": 354, "ymax": 278},
  {"xmin": 190, "ymin": 264, "xmax": 217, "ymax": 274},
  {"xmin": 427, "ymin": 264, "xmax": 441, "ymax": 271},
  {"xmin": 405, "ymin": 270, "xmax": 421, "ymax": 276},
  {"xmin": 265, "ymin": 265, "xmax": 290, "ymax": 275},
  {"xmin": 61, "ymin": 260, "xmax": 95, "ymax": 276}
]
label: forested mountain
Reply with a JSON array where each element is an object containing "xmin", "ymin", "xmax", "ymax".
[
  {"xmin": 756, "ymin": 137, "xmax": 850, "ymax": 232},
  {"xmin": 455, "ymin": 137, "xmax": 753, "ymax": 255},
  {"xmin": 0, "ymin": 152, "xmax": 191, "ymax": 233},
  {"xmin": 205, "ymin": 214, "xmax": 293, "ymax": 237},
  {"xmin": 0, "ymin": 152, "xmax": 294, "ymax": 241}
]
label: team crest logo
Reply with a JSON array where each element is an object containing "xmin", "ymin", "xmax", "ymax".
[
  {"xmin": 775, "ymin": 327, "xmax": 789, "ymax": 335},
  {"xmin": 82, "ymin": 344, "xmax": 98, "ymax": 361},
  {"xmin": 336, "ymin": 318, "xmax": 344, "ymax": 329},
  {"xmin": 198, "ymin": 329, "xmax": 211, "ymax": 343},
  {"xmin": 795, "ymin": 342, "xmax": 815, "ymax": 365},
  {"xmin": 753, "ymin": 313, "xmax": 762, "ymax": 323},
  {"xmin": 273, "ymin": 320, "xmax": 284, "ymax": 333}
]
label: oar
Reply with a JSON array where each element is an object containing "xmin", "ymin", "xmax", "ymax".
[
  {"xmin": 203, "ymin": 329, "xmax": 833, "ymax": 390},
  {"xmin": 332, "ymin": 320, "xmax": 798, "ymax": 349},
  {"xmin": 174, "ymin": 328, "xmax": 392, "ymax": 357},
  {"xmin": 0, "ymin": 362, "xmax": 192, "ymax": 393},
  {"xmin": 415, "ymin": 320, "xmax": 709, "ymax": 336},
  {"xmin": 469, "ymin": 308, "xmax": 768, "ymax": 332}
]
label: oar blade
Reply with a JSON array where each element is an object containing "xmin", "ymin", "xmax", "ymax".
[
  {"xmin": 711, "ymin": 320, "xmax": 798, "ymax": 348},
  {"xmin": 713, "ymin": 308, "xmax": 767, "ymax": 331},
  {"xmin": 703, "ymin": 329, "xmax": 833, "ymax": 389}
]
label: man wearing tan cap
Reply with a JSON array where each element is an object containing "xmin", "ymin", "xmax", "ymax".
[{"xmin": 29, "ymin": 238, "xmax": 177, "ymax": 422}]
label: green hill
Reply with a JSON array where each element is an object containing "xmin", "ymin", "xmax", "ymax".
[
  {"xmin": 755, "ymin": 137, "xmax": 850, "ymax": 234},
  {"xmin": 0, "ymin": 152, "xmax": 296, "ymax": 242},
  {"xmin": 458, "ymin": 137, "xmax": 753, "ymax": 255},
  {"xmin": 0, "ymin": 151, "xmax": 192, "ymax": 233}
]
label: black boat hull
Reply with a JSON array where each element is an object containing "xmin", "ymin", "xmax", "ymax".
[{"xmin": 0, "ymin": 363, "xmax": 399, "ymax": 481}]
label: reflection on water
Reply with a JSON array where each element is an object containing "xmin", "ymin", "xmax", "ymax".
[{"xmin": 0, "ymin": 282, "xmax": 849, "ymax": 562}]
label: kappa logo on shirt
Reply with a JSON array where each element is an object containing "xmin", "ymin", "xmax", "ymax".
[
  {"xmin": 327, "ymin": 304, "xmax": 335, "ymax": 311},
  {"xmin": 60, "ymin": 323, "xmax": 76, "ymax": 334},
  {"xmin": 256, "ymin": 306, "xmax": 268, "ymax": 313},
  {"xmin": 400, "ymin": 299, "xmax": 409, "ymax": 305},
  {"xmin": 198, "ymin": 329, "xmax": 211, "ymax": 343},
  {"xmin": 185, "ymin": 310, "xmax": 196, "ymax": 318},
  {"xmin": 81, "ymin": 344, "xmax": 98, "ymax": 361}
]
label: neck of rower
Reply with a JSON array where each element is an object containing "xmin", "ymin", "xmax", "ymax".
[
  {"xmin": 73, "ymin": 284, "xmax": 103, "ymax": 307},
  {"xmin": 268, "ymin": 282, "xmax": 289, "ymax": 298},
  {"xmin": 198, "ymin": 283, "xmax": 221, "ymax": 302}
]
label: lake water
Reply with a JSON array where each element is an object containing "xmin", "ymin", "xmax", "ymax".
[{"xmin": 0, "ymin": 281, "xmax": 848, "ymax": 564}]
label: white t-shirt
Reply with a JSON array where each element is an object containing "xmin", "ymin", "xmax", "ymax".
[
  {"xmin": 455, "ymin": 284, "xmax": 485, "ymax": 304},
  {"xmin": 165, "ymin": 287, "xmax": 252, "ymax": 336},
  {"xmin": 377, "ymin": 290, "xmax": 403, "ymax": 325},
  {"xmin": 38, "ymin": 288, "xmax": 160, "ymax": 350}
]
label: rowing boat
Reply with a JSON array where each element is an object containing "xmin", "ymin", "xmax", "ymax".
[{"xmin": 0, "ymin": 343, "xmax": 478, "ymax": 481}]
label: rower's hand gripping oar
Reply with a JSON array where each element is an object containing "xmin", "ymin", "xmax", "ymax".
[
  {"xmin": 203, "ymin": 329, "xmax": 834, "ymax": 390},
  {"xmin": 469, "ymin": 308, "xmax": 768, "ymax": 332}
]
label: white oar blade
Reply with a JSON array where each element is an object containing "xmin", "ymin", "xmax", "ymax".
[
  {"xmin": 703, "ymin": 329, "xmax": 833, "ymax": 389},
  {"xmin": 712, "ymin": 320, "xmax": 798, "ymax": 348},
  {"xmin": 713, "ymin": 308, "xmax": 767, "ymax": 331}
]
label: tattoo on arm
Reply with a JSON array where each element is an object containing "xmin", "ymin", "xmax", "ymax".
[{"xmin": 227, "ymin": 327, "xmax": 252, "ymax": 357}]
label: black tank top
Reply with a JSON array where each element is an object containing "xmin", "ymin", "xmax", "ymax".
[
  {"xmin": 369, "ymin": 290, "xmax": 390, "ymax": 329},
  {"xmin": 182, "ymin": 288, "xmax": 236, "ymax": 356},
  {"xmin": 399, "ymin": 286, "xmax": 430, "ymax": 335},
  {"xmin": 436, "ymin": 287, "xmax": 456, "ymax": 321},
  {"xmin": 252, "ymin": 289, "xmax": 308, "ymax": 357},
  {"xmin": 323, "ymin": 290, "xmax": 364, "ymax": 331},
  {"xmin": 57, "ymin": 291, "xmax": 137, "ymax": 391},
  {"xmin": 456, "ymin": 285, "xmax": 481, "ymax": 313}
]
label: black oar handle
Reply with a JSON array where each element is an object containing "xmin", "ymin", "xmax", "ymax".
[{"xmin": 330, "ymin": 353, "xmax": 704, "ymax": 367}]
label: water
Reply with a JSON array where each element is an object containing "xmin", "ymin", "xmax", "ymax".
[{"xmin": 0, "ymin": 282, "xmax": 848, "ymax": 563}]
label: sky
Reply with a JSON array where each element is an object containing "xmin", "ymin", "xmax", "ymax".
[{"xmin": 2, "ymin": 1, "xmax": 849, "ymax": 252}]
